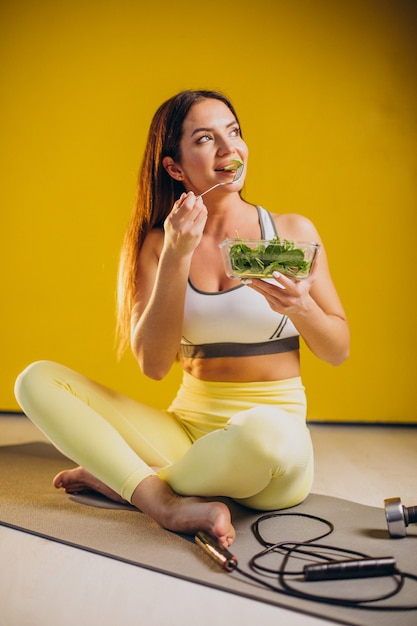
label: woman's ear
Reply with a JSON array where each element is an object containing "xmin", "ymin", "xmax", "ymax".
[{"xmin": 162, "ymin": 156, "xmax": 184, "ymax": 181}]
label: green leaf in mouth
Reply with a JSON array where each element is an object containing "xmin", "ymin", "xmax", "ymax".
[{"xmin": 223, "ymin": 158, "xmax": 244, "ymax": 172}]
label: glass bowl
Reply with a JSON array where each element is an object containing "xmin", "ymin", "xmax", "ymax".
[{"xmin": 219, "ymin": 238, "xmax": 320, "ymax": 280}]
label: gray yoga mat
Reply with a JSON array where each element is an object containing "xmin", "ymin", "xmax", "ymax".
[{"xmin": 1, "ymin": 442, "xmax": 416, "ymax": 626}]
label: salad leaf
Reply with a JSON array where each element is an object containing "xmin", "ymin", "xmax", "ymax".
[
  {"xmin": 223, "ymin": 158, "xmax": 244, "ymax": 172},
  {"xmin": 228, "ymin": 237, "xmax": 313, "ymax": 278}
]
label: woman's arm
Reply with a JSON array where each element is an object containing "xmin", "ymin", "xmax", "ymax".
[
  {"xmin": 130, "ymin": 192, "xmax": 207, "ymax": 379},
  {"xmin": 248, "ymin": 214, "xmax": 350, "ymax": 366}
]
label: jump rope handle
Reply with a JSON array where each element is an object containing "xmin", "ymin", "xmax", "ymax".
[
  {"xmin": 195, "ymin": 531, "xmax": 238, "ymax": 572},
  {"xmin": 304, "ymin": 556, "xmax": 397, "ymax": 581}
]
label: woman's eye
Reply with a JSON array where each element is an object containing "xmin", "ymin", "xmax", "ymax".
[
  {"xmin": 196, "ymin": 134, "xmax": 212, "ymax": 144},
  {"xmin": 195, "ymin": 127, "xmax": 240, "ymax": 144}
]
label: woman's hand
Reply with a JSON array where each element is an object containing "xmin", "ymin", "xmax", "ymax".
[
  {"xmin": 246, "ymin": 257, "xmax": 319, "ymax": 317},
  {"xmin": 163, "ymin": 192, "xmax": 208, "ymax": 255}
]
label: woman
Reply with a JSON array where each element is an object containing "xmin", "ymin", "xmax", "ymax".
[{"xmin": 15, "ymin": 90, "xmax": 349, "ymax": 548}]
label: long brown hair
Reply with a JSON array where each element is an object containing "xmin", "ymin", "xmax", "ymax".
[{"xmin": 116, "ymin": 89, "xmax": 240, "ymax": 357}]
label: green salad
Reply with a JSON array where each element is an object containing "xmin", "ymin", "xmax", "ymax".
[
  {"xmin": 228, "ymin": 237, "xmax": 313, "ymax": 278},
  {"xmin": 223, "ymin": 158, "xmax": 244, "ymax": 171}
]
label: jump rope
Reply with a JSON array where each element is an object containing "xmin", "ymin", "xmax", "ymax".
[{"xmin": 195, "ymin": 511, "xmax": 417, "ymax": 612}]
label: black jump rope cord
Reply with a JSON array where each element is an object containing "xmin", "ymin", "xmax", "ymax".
[{"xmin": 195, "ymin": 512, "xmax": 417, "ymax": 611}]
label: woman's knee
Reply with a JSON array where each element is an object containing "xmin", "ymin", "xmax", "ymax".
[
  {"xmin": 228, "ymin": 405, "xmax": 311, "ymax": 464},
  {"xmin": 14, "ymin": 360, "xmax": 72, "ymax": 418},
  {"xmin": 15, "ymin": 360, "xmax": 54, "ymax": 401}
]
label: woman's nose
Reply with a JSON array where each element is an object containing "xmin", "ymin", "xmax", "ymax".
[{"xmin": 217, "ymin": 136, "xmax": 235, "ymax": 155}]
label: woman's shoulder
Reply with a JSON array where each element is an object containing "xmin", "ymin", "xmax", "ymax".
[{"xmin": 269, "ymin": 211, "xmax": 321, "ymax": 243}]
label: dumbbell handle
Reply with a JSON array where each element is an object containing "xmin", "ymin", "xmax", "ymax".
[{"xmin": 404, "ymin": 505, "xmax": 417, "ymax": 525}]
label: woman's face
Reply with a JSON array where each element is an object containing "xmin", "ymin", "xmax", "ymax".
[{"xmin": 176, "ymin": 98, "xmax": 248, "ymax": 196}]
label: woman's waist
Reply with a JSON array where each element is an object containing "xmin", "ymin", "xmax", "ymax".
[
  {"xmin": 168, "ymin": 368, "xmax": 307, "ymax": 433},
  {"xmin": 180, "ymin": 349, "xmax": 301, "ymax": 384}
]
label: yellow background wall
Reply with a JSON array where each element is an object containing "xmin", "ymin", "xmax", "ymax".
[{"xmin": 1, "ymin": 0, "xmax": 416, "ymax": 421}]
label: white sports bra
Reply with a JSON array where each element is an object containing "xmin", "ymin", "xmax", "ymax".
[{"xmin": 180, "ymin": 206, "xmax": 300, "ymax": 358}]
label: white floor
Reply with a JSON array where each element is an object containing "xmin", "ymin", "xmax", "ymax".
[{"xmin": 1, "ymin": 414, "xmax": 416, "ymax": 626}]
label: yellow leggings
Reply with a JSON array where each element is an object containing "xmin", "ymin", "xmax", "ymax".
[{"xmin": 14, "ymin": 360, "xmax": 314, "ymax": 511}]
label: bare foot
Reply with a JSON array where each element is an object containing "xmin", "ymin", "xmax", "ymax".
[
  {"xmin": 131, "ymin": 475, "xmax": 236, "ymax": 548},
  {"xmin": 53, "ymin": 467, "xmax": 127, "ymax": 504},
  {"xmin": 54, "ymin": 467, "xmax": 236, "ymax": 548}
]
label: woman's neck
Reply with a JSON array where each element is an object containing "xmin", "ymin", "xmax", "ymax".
[{"xmin": 203, "ymin": 199, "xmax": 260, "ymax": 240}]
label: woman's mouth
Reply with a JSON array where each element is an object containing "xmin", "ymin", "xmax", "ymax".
[{"xmin": 216, "ymin": 158, "xmax": 244, "ymax": 173}]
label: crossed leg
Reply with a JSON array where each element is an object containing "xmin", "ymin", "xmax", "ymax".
[
  {"xmin": 15, "ymin": 361, "xmax": 313, "ymax": 546},
  {"xmin": 14, "ymin": 360, "xmax": 235, "ymax": 546}
]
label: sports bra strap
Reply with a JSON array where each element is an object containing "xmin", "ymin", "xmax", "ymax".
[{"xmin": 257, "ymin": 206, "xmax": 277, "ymax": 239}]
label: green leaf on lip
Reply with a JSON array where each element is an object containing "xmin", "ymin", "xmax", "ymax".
[{"xmin": 223, "ymin": 158, "xmax": 244, "ymax": 171}]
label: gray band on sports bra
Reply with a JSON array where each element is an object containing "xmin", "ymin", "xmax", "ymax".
[{"xmin": 180, "ymin": 336, "xmax": 300, "ymax": 359}]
